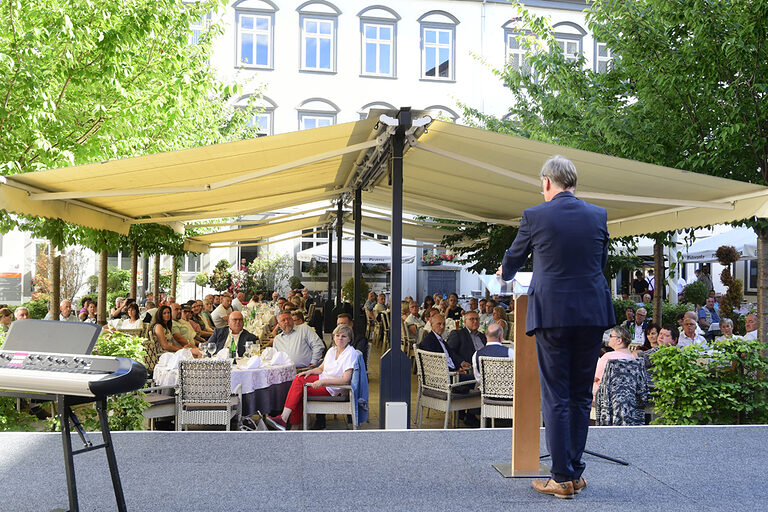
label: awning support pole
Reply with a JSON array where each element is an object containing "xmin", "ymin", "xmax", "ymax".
[
  {"xmin": 353, "ymin": 187, "xmax": 363, "ymax": 336},
  {"xmin": 379, "ymin": 107, "xmax": 412, "ymax": 428},
  {"xmin": 336, "ymin": 201, "xmax": 343, "ymax": 307}
]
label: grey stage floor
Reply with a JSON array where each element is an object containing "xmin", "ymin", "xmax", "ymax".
[{"xmin": 0, "ymin": 425, "xmax": 766, "ymax": 511}]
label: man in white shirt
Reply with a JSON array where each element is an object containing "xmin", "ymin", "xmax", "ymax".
[
  {"xmin": 44, "ymin": 300, "xmax": 78, "ymax": 322},
  {"xmin": 743, "ymin": 313, "xmax": 758, "ymax": 340},
  {"xmin": 678, "ymin": 316, "xmax": 707, "ymax": 348},
  {"xmin": 629, "ymin": 308, "xmax": 648, "ymax": 345},
  {"xmin": 231, "ymin": 292, "xmax": 246, "ymax": 312},
  {"xmin": 273, "ymin": 311, "xmax": 325, "ymax": 368},
  {"xmin": 404, "ymin": 301, "xmax": 425, "ymax": 338},
  {"xmin": 211, "ymin": 293, "xmax": 233, "ymax": 328},
  {"xmin": 472, "ymin": 323, "xmax": 514, "ymax": 382}
]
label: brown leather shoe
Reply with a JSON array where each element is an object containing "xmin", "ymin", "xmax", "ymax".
[
  {"xmin": 572, "ymin": 477, "xmax": 587, "ymax": 494},
  {"xmin": 532, "ymin": 479, "xmax": 574, "ymax": 499}
]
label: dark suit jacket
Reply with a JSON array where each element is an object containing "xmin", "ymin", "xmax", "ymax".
[
  {"xmin": 501, "ymin": 191, "xmax": 615, "ymax": 335},
  {"xmin": 209, "ymin": 327, "xmax": 259, "ymax": 357},
  {"xmin": 446, "ymin": 328, "xmax": 486, "ymax": 367},
  {"xmin": 420, "ymin": 331, "xmax": 466, "ymax": 370}
]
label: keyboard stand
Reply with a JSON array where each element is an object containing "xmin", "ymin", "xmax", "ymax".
[{"xmin": 54, "ymin": 395, "xmax": 127, "ymax": 512}]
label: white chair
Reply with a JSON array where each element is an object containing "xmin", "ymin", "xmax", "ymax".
[
  {"xmin": 302, "ymin": 351, "xmax": 365, "ymax": 430},
  {"xmin": 414, "ymin": 349, "xmax": 480, "ymax": 429},
  {"xmin": 478, "ymin": 356, "xmax": 515, "ymax": 428},
  {"xmin": 175, "ymin": 360, "xmax": 242, "ymax": 431}
]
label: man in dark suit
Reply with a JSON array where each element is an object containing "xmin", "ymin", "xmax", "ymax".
[
  {"xmin": 420, "ymin": 313, "xmax": 478, "ymax": 427},
  {"xmin": 209, "ymin": 311, "xmax": 259, "ymax": 357},
  {"xmin": 501, "ymin": 155, "xmax": 615, "ymax": 499},
  {"xmin": 446, "ymin": 310, "xmax": 486, "ymax": 365}
]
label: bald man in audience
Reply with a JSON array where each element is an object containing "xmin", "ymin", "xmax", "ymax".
[
  {"xmin": 472, "ymin": 323, "xmax": 514, "ymax": 382},
  {"xmin": 44, "ymin": 300, "xmax": 78, "ymax": 322}
]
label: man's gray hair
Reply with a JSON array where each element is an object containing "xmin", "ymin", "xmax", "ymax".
[{"xmin": 540, "ymin": 155, "xmax": 578, "ymax": 190}]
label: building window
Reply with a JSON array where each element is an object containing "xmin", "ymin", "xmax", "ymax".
[
  {"xmin": 362, "ymin": 23, "xmax": 394, "ymax": 76},
  {"xmin": 358, "ymin": 102, "xmax": 396, "ymax": 120},
  {"xmin": 190, "ymin": 13, "xmax": 211, "ymax": 45},
  {"xmin": 237, "ymin": 94, "xmax": 276, "ymax": 136},
  {"xmin": 299, "ymin": 113, "xmax": 334, "ymax": 130},
  {"xmin": 505, "ymin": 32, "xmax": 531, "ymax": 74},
  {"xmin": 302, "ymin": 17, "xmax": 335, "ymax": 71},
  {"xmin": 595, "ymin": 42, "xmax": 613, "ymax": 73},
  {"xmin": 552, "ymin": 22, "xmax": 585, "ymax": 64},
  {"xmin": 238, "ymin": 13, "xmax": 272, "ymax": 67},
  {"xmin": 297, "ymin": 98, "xmax": 339, "ymax": 130},
  {"xmin": 248, "ymin": 112, "xmax": 273, "ymax": 136},
  {"xmin": 184, "ymin": 254, "xmax": 201, "ymax": 273},
  {"xmin": 107, "ymin": 251, "xmax": 131, "ymax": 271},
  {"xmin": 422, "ymin": 26, "xmax": 453, "ymax": 80},
  {"xmin": 300, "ymin": 229, "xmax": 328, "ymax": 272}
]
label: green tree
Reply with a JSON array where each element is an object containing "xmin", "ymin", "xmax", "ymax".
[
  {"xmin": 0, "ymin": 0, "xmax": 261, "ymax": 251},
  {"xmin": 451, "ymin": 0, "xmax": 768, "ymax": 332}
]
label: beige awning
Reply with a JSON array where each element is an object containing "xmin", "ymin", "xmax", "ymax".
[
  {"xmin": 188, "ymin": 213, "xmax": 334, "ymax": 245},
  {"xmin": 2, "ymin": 115, "xmax": 767, "ymax": 247}
]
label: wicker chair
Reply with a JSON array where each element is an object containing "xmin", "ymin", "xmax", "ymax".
[
  {"xmin": 380, "ymin": 311, "xmax": 391, "ymax": 349},
  {"xmin": 175, "ymin": 360, "xmax": 242, "ymax": 431},
  {"xmin": 139, "ymin": 384, "xmax": 176, "ymax": 430},
  {"xmin": 414, "ymin": 349, "xmax": 480, "ymax": 429},
  {"xmin": 478, "ymin": 356, "xmax": 515, "ymax": 428},
  {"xmin": 142, "ymin": 330, "xmax": 163, "ymax": 376}
]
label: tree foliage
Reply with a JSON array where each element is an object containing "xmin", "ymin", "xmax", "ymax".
[
  {"xmin": 0, "ymin": 0, "xmax": 261, "ymax": 252},
  {"xmin": 448, "ymin": 0, "xmax": 768, "ymax": 262}
]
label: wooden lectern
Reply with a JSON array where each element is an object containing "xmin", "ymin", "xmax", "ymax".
[{"xmin": 493, "ymin": 295, "xmax": 550, "ymax": 477}]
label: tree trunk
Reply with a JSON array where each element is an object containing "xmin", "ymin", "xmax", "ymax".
[
  {"xmin": 129, "ymin": 242, "xmax": 138, "ymax": 299},
  {"xmin": 98, "ymin": 250, "xmax": 108, "ymax": 325},
  {"xmin": 170, "ymin": 255, "xmax": 177, "ymax": 299},
  {"xmin": 757, "ymin": 227, "xmax": 767, "ymax": 343},
  {"xmin": 653, "ymin": 241, "xmax": 664, "ymax": 326},
  {"xmin": 153, "ymin": 254, "xmax": 161, "ymax": 304},
  {"xmin": 49, "ymin": 242, "xmax": 61, "ymax": 320}
]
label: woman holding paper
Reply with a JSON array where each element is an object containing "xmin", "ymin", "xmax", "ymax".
[{"xmin": 267, "ymin": 324, "xmax": 357, "ymax": 430}]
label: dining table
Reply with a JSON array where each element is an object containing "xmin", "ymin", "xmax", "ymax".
[{"xmin": 153, "ymin": 357, "xmax": 296, "ymax": 417}]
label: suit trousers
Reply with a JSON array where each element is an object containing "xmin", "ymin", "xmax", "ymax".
[{"xmin": 535, "ymin": 326, "xmax": 603, "ymax": 482}]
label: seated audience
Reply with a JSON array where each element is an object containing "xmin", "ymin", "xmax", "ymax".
[
  {"xmin": 200, "ymin": 299, "xmax": 215, "ymax": 330},
  {"xmin": 79, "ymin": 301, "xmax": 97, "ymax": 323},
  {"xmin": 0, "ymin": 307, "xmax": 13, "ymax": 332},
  {"xmin": 272, "ymin": 311, "xmax": 325, "ymax": 368},
  {"xmin": 110, "ymin": 297, "xmax": 127, "ymax": 320},
  {"xmin": 678, "ymin": 316, "xmax": 707, "ymax": 348},
  {"xmin": 151, "ymin": 304, "xmax": 200, "ymax": 356},
  {"xmin": 698, "ymin": 296, "xmax": 720, "ymax": 332},
  {"xmin": 266, "ymin": 324, "xmax": 357, "ymax": 430},
  {"xmin": 447, "ymin": 310, "xmax": 487, "ymax": 365},
  {"xmin": 190, "ymin": 300, "xmax": 213, "ymax": 337},
  {"xmin": 492, "ymin": 306, "xmax": 509, "ymax": 339},
  {"xmin": 420, "ymin": 295, "xmax": 435, "ymax": 321},
  {"xmin": 467, "ymin": 298, "xmax": 479, "ymax": 315},
  {"xmin": 404, "ymin": 301, "xmax": 425, "ymax": 338},
  {"xmin": 211, "ymin": 293, "xmax": 233, "ymax": 328},
  {"xmin": 231, "ymin": 292, "xmax": 246, "ymax": 312},
  {"xmin": 44, "ymin": 299, "xmax": 78, "ymax": 322},
  {"xmin": 472, "ymin": 323, "xmax": 514, "ymax": 382},
  {"xmin": 172, "ymin": 304, "xmax": 206, "ymax": 347},
  {"xmin": 743, "ymin": 313, "xmax": 758, "ymax": 340},
  {"xmin": 142, "ymin": 300, "xmax": 158, "ymax": 323},
  {"xmin": 115, "ymin": 303, "xmax": 143, "ymax": 329},
  {"xmin": 594, "ymin": 326, "xmax": 636, "ymax": 397},
  {"xmin": 372, "ymin": 293, "xmax": 388, "ymax": 319},
  {"xmin": 444, "ymin": 292, "xmax": 464, "ymax": 321},
  {"xmin": 641, "ymin": 323, "xmax": 660, "ymax": 351},
  {"xmin": 621, "ymin": 306, "xmax": 636, "ymax": 331},
  {"xmin": 337, "ymin": 313, "xmax": 368, "ymax": 360},
  {"xmin": 209, "ymin": 311, "xmax": 258, "ymax": 357},
  {"xmin": 715, "ymin": 318, "xmax": 735, "ymax": 341},
  {"xmin": 628, "ymin": 307, "xmax": 648, "ymax": 345},
  {"xmin": 641, "ymin": 324, "xmax": 679, "ymax": 385}
]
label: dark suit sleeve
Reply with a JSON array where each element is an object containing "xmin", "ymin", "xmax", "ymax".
[
  {"xmin": 210, "ymin": 328, "xmax": 225, "ymax": 352},
  {"xmin": 237, "ymin": 330, "xmax": 259, "ymax": 357},
  {"xmin": 501, "ymin": 212, "xmax": 533, "ymax": 281},
  {"xmin": 446, "ymin": 330, "xmax": 470, "ymax": 365},
  {"xmin": 600, "ymin": 209, "xmax": 609, "ymax": 270}
]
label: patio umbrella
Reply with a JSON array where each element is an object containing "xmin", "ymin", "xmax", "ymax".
[{"xmin": 296, "ymin": 238, "xmax": 414, "ymax": 264}]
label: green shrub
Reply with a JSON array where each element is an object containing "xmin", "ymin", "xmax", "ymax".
[
  {"xmin": 613, "ymin": 298, "xmax": 694, "ymax": 327},
  {"xmin": 288, "ymin": 275, "xmax": 303, "ymax": 290},
  {"xmin": 612, "ymin": 299, "xmax": 637, "ymax": 325},
  {"xmin": 650, "ymin": 338, "xmax": 768, "ymax": 425},
  {"xmin": 342, "ymin": 277, "xmax": 370, "ymax": 304},
  {"xmin": 21, "ymin": 298, "xmax": 50, "ymax": 319},
  {"xmin": 682, "ymin": 280, "xmax": 709, "ymax": 308}
]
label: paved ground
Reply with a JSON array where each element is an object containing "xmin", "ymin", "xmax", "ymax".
[{"xmin": 1, "ymin": 425, "xmax": 766, "ymax": 511}]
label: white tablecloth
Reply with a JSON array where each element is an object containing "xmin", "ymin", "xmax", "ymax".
[{"xmin": 153, "ymin": 362, "xmax": 296, "ymax": 394}]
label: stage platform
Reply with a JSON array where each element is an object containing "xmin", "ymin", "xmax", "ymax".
[{"xmin": 1, "ymin": 425, "xmax": 766, "ymax": 511}]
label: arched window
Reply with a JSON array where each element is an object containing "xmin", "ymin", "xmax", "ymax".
[
  {"xmin": 235, "ymin": 94, "xmax": 277, "ymax": 136},
  {"xmin": 594, "ymin": 41, "xmax": 613, "ymax": 73},
  {"xmin": 358, "ymin": 6, "xmax": 400, "ymax": 78},
  {"xmin": 552, "ymin": 21, "xmax": 586, "ymax": 63},
  {"xmin": 297, "ymin": 98, "xmax": 340, "ymax": 130},
  {"xmin": 358, "ymin": 101, "xmax": 396, "ymax": 120},
  {"xmin": 418, "ymin": 10, "xmax": 460, "ymax": 81},
  {"xmin": 297, "ymin": 1, "xmax": 342, "ymax": 73},
  {"xmin": 425, "ymin": 104, "xmax": 459, "ymax": 123},
  {"xmin": 233, "ymin": 0, "xmax": 278, "ymax": 69},
  {"xmin": 502, "ymin": 19, "xmax": 532, "ymax": 74}
]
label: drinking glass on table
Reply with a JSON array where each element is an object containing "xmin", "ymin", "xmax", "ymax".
[
  {"xmin": 205, "ymin": 341, "xmax": 217, "ymax": 358},
  {"xmin": 244, "ymin": 341, "xmax": 254, "ymax": 357}
]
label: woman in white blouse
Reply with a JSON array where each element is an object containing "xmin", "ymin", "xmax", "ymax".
[
  {"xmin": 118, "ymin": 303, "xmax": 143, "ymax": 329},
  {"xmin": 267, "ymin": 324, "xmax": 357, "ymax": 430}
]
